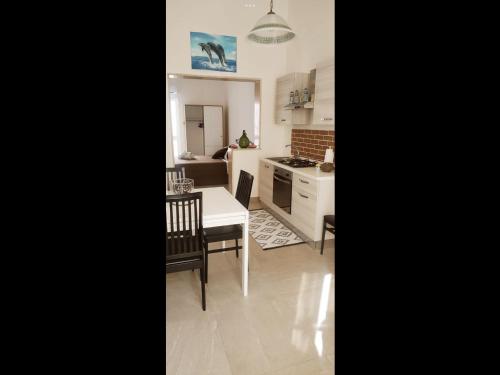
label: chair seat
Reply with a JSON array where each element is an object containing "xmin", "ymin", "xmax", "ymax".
[
  {"xmin": 324, "ymin": 215, "xmax": 335, "ymax": 227},
  {"xmin": 166, "ymin": 258, "xmax": 203, "ymax": 273},
  {"xmin": 166, "ymin": 252, "xmax": 203, "ymax": 262},
  {"xmin": 204, "ymin": 225, "xmax": 242, "ymax": 242},
  {"xmin": 167, "ymin": 233, "xmax": 203, "ymax": 257}
]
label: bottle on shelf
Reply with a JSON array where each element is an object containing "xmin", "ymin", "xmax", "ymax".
[
  {"xmin": 303, "ymin": 88, "xmax": 310, "ymax": 102},
  {"xmin": 293, "ymin": 90, "xmax": 300, "ymax": 104},
  {"xmin": 289, "ymin": 91, "xmax": 294, "ymax": 104}
]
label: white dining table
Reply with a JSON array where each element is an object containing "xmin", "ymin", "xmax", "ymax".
[{"xmin": 166, "ymin": 187, "xmax": 249, "ymax": 296}]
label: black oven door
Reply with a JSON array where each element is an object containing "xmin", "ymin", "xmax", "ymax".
[{"xmin": 273, "ymin": 173, "xmax": 292, "ymax": 214}]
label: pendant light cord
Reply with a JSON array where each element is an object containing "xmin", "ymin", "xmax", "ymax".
[{"xmin": 268, "ymin": 0, "xmax": 275, "ymax": 14}]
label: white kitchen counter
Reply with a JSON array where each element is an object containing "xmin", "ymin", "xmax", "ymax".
[{"xmin": 263, "ymin": 158, "xmax": 335, "ymax": 181}]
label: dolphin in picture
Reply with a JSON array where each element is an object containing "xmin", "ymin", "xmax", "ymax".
[
  {"xmin": 207, "ymin": 42, "xmax": 227, "ymax": 67},
  {"xmin": 198, "ymin": 43, "xmax": 213, "ymax": 64},
  {"xmin": 198, "ymin": 42, "xmax": 228, "ymax": 67}
]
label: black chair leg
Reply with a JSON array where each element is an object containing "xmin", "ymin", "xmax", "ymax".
[
  {"xmin": 235, "ymin": 238, "xmax": 239, "ymax": 258},
  {"xmin": 321, "ymin": 220, "xmax": 326, "ymax": 255},
  {"xmin": 204, "ymin": 241, "xmax": 209, "ymax": 284},
  {"xmin": 200, "ymin": 266, "xmax": 206, "ymax": 311}
]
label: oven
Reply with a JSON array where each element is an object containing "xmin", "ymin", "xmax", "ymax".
[{"xmin": 273, "ymin": 166, "xmax": 292, "ymax": 214}]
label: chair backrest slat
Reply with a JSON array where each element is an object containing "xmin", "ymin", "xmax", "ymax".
[
  {"xmin": 194, "ymin": 197, "xmax": 199, "ymax": 252},
  {"xmin": 235, "ymin": 170, "xmax": 254, "ymax": 209},
  {"xmin": 169, "ymin": 202, "xmax": 174, "ymax": 254},
  {"xmin": 175, "ymin": 201, "xmax": 181, "ymax": 253},
  {"xmin": 197, "ymin": 194, "xmax": 202, "ymax": 251},
  {"xmin": 167, "ymin": 167, "xmax": 186, "ymax": 191},
  {"xmin": 187, "ymin": 197, "xmax": 193, "ymax": 252},
  {"xmin": 183, "ymin": 199, "xmax": 188, "ymax": 253},
  {"xmin": 166, "ymin": 192, "xmax": 203, "ymax": 259}
]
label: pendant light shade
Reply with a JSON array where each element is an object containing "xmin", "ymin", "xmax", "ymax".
[{"xmin": 248, "ymin": 1, "xmax": 295, "ymax": 44}]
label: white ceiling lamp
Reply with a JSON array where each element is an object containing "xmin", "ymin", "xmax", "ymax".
[{"xmin": 248, "ymin": 0, "xmax": 295, "ymax": 44}]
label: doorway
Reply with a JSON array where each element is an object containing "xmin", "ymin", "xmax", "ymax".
[{"xmin": 168, "ymin": 74, "xmax": 261, "ymax": 157}]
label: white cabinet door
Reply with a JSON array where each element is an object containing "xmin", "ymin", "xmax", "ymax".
[
  {"xmin": 291, "ymin": 186, "xmax": 317, "ymax": 240},
  {"xmin": 185, "ymin": 120, "xmax": 205, "ymax": 155},
  {"xmin": 259, "ymin": 160, "xmax": 273, "ymax": 206},
  {"xmin": 275, "ymin": 74, "xmax": 293, "ymax": 125},
  {"xmin": 293, "ymin": 174, "xmax": 318, "ymax": 197},
  {"xmin": 203, "ymin": 106, "xmax": 223, "ymax": 156},
  {"xmin": 312, "ymin": 60, "xmax": 334, "ymax": 127},
  {"xmin": 185, "ymin": 105, "xmax": 203, "ymax": 121},
  {"xmin": 289, "ymin": 176, "xmax": 334, "ymax": 242}
]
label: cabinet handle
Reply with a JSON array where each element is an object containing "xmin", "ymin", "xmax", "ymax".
[
  {"xmin": 281, "ymin": 119, "xmax": 286, "ymax": 122},
  {"xmin": 321, "ymin": 117, "xmax": 333, "ymax": 121},
  {"xmin": 299, "ymin": 178, "xmax": 309, "ymax": 184},
  {"xmin": 265, "ymin": 165, "xmax": 269, "ymax": 169},
  {"xmin": 299, "ymin": 193, "xmax": 309, "ymax": 199}
]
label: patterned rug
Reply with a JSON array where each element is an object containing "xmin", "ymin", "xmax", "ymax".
[{"xmin": 249, "ymin": 209, "xmax": 305, "ymax": 250}]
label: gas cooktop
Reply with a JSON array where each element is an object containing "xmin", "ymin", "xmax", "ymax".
[{"xmin": 267, "ymin": 157, "xmax": 317, "ymax": 168}]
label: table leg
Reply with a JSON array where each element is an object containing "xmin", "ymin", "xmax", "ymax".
[{"xmin": 242, "ymin": 212, "xmax": 249, "ymax": 296}]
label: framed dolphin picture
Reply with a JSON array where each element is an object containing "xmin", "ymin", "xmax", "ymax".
[{"xmin": 190, "ymin": 32, "xmax": 237, "ymax": 73}]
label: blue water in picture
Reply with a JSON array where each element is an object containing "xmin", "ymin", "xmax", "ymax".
[{"xmin": 191, "ymin": 56, "xmax": 237, "ymax": 73}]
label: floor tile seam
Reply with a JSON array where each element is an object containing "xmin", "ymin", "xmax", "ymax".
[
  {"xmin": 218, "ymin": 307, "xmax": 272, "ymax": 375},
  {"xmin": 213, "ymin": 315, "xmax": 237, "ymax": 375},
  {"xmin": 260, "ymin": 357, "xmax": 324, "ymax": 375}
]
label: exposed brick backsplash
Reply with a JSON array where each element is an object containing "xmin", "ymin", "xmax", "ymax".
[{"xmin": 291, "ymin": 129, "xmax": 335, "ymax": 162}]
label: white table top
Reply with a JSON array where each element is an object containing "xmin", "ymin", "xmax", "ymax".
[
  {"xmin": 167, "ymin": 186, "xmax": 250, "ymax": 296},
  {"xmin": 167, "ymin": 187, "xmax": 248, "ymax": 228}
]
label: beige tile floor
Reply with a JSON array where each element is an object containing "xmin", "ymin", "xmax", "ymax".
[{"xmin": 167, "ymin": 200, "xmax": 335, "ymax": 375}]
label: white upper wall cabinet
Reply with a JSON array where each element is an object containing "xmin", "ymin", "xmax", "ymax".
[
  {"xmin": 275, "ymin": 73, "xmax": 311, "ymax": 125},
  {"xmin": 312, "ymin": 60, "xmax": 335, "ymax": 127}
]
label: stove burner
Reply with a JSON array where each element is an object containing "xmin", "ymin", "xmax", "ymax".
[{"xmin": 278, "ymin": 158, "xmax": 317, "ymax": 168}]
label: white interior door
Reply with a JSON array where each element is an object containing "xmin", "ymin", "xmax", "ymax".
[{"xmin": 203, "ymin": 106, "xmax": 223, "ymax": 156}]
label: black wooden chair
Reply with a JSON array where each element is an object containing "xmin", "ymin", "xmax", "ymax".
[
  {"xmin": 166, "ymin": 192, "xmax": 206, "ymax": 310},
  {"xmin": 320, "ymin": 215, "xmax": 335, "ymax": 255},
  {"xmin": 167, "ymin": 166, "xmax": 186, "ymax": 191},
  {"xmin": 203, "ymin": 170, "xmax": 254, "ymax": 283}
]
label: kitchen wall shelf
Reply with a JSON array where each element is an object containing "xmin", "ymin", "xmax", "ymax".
[
  {"xmin": 275, "ymin": 72, "xmax": 311, "ymax": 125},
  {"xmin": 284, "ymin": 102, "xmax": 314, "ymax": 110}
]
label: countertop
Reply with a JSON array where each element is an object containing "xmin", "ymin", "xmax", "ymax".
[{"xmin": 263, "ymin": 158, "xmax": 335, "ymax": 181}]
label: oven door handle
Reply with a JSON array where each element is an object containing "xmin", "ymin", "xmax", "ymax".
[{"xmin": 273, "ymin": 175, "xmax": 292, "ymax": 184}]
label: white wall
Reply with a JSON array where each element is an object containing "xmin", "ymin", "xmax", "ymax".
[
  {"xmin": 229, "ymin": 149, "xmax": 263, "ymax": 198},
  {"xmin": 166, "ymin": 8, "xmax": 175, "ymax": 168},
  {"xmin": 170, "ymin": 78, "xmax": 228, "ymax": 109},
  {"xmin": 166, "ymin": 0, "xmax": 290, "ymax": 158},
  {"xmin": 166, "ymin": 80, "xmax": 175, "ymax": 167},
  {"xmin": 285, "ymin": 0, "xmax": 334, "ymax": 133},
  {"xmin": 227, "ymin": 81, "xmax": 255, "ymax": 145},
  {"xmin": 286, "ymin": 0, "xmax": 334, "ymax": 73}
]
